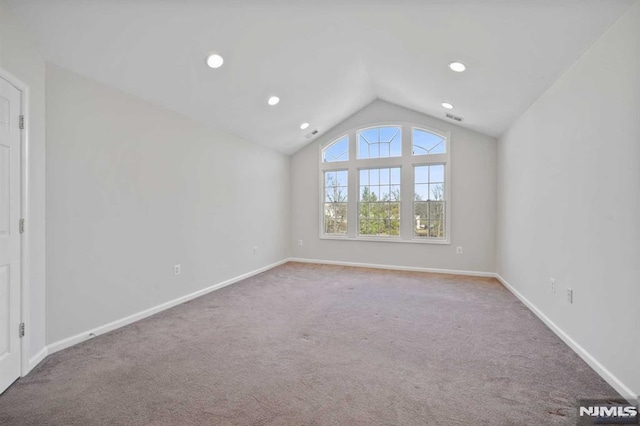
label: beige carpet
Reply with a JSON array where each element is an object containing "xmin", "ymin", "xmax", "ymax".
[{"xmin": 0, "ymin": 262, "xmax": 617, "ymax": 425}]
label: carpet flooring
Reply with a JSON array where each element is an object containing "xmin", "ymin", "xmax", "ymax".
[{"xmin": 0, "ymin": 262, "xmax": 618, "ymax": 425}]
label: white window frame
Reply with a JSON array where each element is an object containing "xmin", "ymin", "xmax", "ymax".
[{"xmin": 319, "ymin": 122, "xmax": 451, "ymax": 244}]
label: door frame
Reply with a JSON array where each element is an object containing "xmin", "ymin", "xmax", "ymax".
[{"xmin": 0, "ymin": 66, "xmax": 30, "ymax": 377}]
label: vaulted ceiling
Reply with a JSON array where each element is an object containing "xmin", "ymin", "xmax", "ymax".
[{"xmin": 8, "ymin": 0, "xmax": 635, "ymax": 154}]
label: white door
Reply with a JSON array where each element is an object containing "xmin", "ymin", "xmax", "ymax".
[{"xmin": 0, "ymin": 77, "xmax": 22, "ymax": 394}]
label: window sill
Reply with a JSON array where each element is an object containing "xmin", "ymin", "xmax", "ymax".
[{"xmin": 319, "ymin": 235, "xmax": 450, "ymax": 245}]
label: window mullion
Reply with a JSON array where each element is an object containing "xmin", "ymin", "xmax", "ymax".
[
  {"xmin": 347, "ymin": 130, "xmax": 358, "ymax": 238},
  {"xmin": 399, "ymin": 125, "xmax": 413, "ymax": 240}
]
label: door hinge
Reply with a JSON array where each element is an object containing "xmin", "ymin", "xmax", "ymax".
[
  {"xmin": 19, "ymin": 115, "xmax": 25, "ymax": 130},
  {"xmin": 19, "ymin": 218, "xmax": 25, "ymax": 234},
  {"xmin": 19, "ymin": 323, "xmax": 25, "ymax": 338}
]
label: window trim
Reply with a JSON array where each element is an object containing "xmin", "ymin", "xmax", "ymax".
[{"xmin": 318, "ymin": 121, "xmax": 451, "ymax": 244}]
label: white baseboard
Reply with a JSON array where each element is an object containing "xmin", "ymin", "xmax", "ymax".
[
  {"xmin": 494, "ymin": 273, "xmax": 637, "ymax": 402},
  {"xmin": 25, "ymin": 346, "xmax": 48, "ymax": 374},
  {"xmin": 31, "ymin": 256, "xmax": 639, "ymax": 403},
  {"xmin": 288, "ymin": 257, "xmax": 496, "ymax": 278},
  {"xmin": 46, "ymin": 259, "xmax": 288, "ymax": 356},
  {"xmin": 44, "ymin": 257, "xmax": 491, "ymax": 357}
]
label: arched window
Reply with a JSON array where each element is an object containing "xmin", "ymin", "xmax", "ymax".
[
  {"xmin": 320, "ymin": 124, "xmax": 450, "ymax": 243},
  {"xmin": 412, "ymin": 128, "xmax": 446, "ymax": 155},
  {"xmin": 322, "ymin": 135, "xmax": 349, "ymax": 162},
  {"xmin": 357, "ymin": 126, "xmax": 401, "ymax": 159}
]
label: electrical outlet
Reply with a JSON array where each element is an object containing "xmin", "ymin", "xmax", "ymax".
[
  {"xmin": 253, "ymin": 246, "xmax": 258, "ymax": 255},
  {"xmin": 550, "ymin": 278, "xmax": 556, "ymax": 293},
  {"xmin": 173, "ymin": 264, "xmax": 181, "ymax": 276},
  {"xmin": 298, "ymin": 239, "xmax": 303, "ymax": 246},
  {"xmin": 567, "ymin": 288, "xmax": 573, "ymax": 304},
  {"xmin": 456, "ymin": 246, "xmax": 463, "ymax": 255}
]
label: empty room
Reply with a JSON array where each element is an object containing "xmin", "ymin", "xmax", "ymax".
[{"xmin": 0, "ymin": 0, "xmax": 638, "ymax": 424}]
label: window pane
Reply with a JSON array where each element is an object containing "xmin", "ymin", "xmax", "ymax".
[
  {"xmin": 324, "ymin": 202, "xmax": 348, "ymax": 235},
  {"xmin": 380, "ymin": 168, "xmax": 390, "ymax": 185},
  {"xmin": 370, "ymin": 186, "xmax": 380, "ymax": 200},
  {"xmin": 359, "ymin": 218, "xmax": 369, "ymax": 235},
  {"xmin": 390, "ymin": 142, "xmax": 402, "ymax": 157},
  {"xmin": 414, "ymin": 201, "xmax": 429, "ymax": 220},
  {"xmin": 414, "ymin": 201, "xmax": 429, "ymax": 238},
  {"xmin": 325, "ymin": 186, "xmax": 347, "ymax": 202},
  {"xmin": 369, "ymin": 168, "xmax": 379, "ymax": 185},
  {"xmin": 380, "ymin": 143, "xmax": 389, "ymax": 158},
  {"xmin": 380, "ymin": 203, "xmax": 390, "ymax": 218},
  {"xmin": 430, "ymin": 165, "xmax": 445, "ymax": 183},
  {"xmin": 358, "ymin": 135, "xmax": 370, "ymax": 159},
  {"xmin": 379, "ymin": 126, "xmax": 397, "ymax": 140},
  {"xmin": 360, "ymin": 186, "xmax": 370, "ymax": 202},
  {"xmin": 336, "ymin": 170, "xmax": 348, "ymax": 186},
  {"xmin": 429, "ymin": 183, "xmax": 444, "ymax": 201},
  {"xmin": 379, "ymin": 185, "xmax": 390, "ymax": 201},
  {"xmin": 391, "ymin": 168, "xmax": 401, "ymax": 184},
  {"xmin": 323, "ymin": 135, "xmax": 349, "ymax": 162},
  {"xmin": 412, "ymin": 201, "xmax": 445, "ymax": 238},
  {"xmin": 359, "ymin": 169, "xmax": 369, "ymax": 186},
  {"xmin": 389, "ymin": 202, "xmax": 400, "ymax": 220},
  {"xmin": 390, "ymin": 185, "xmax": 401, "ymax": 201},
  {"xmin": 360, "ymin": 128, "xmax": 378, "ymax": 142},
  {"xmin": 415, "ymin": 184, "xmax": 428, "ymax": 201},
  {"xmin": 412, "ymin": 128, "xmax": 446, "ymax": 156},
  {"xmin": 389, "ymin": 219, "xmax": 400, "ymax": 236},
  {"xmin": 325, "ymin": 171, "xmax": 336, "ymax": 186},
  {"xmin": 378, "ymin": 219, "xmax": 387, "ymax": 236},
  {"xmin": 357, "ymin": 126, "xmax": 402, "ymax": 159},
  {"xmin": 415, "ymin": 166, "xmax": 428, "ymax": 184},
  {"xmin": 429, "ymin": 201, "xmax": 445, "ymax": 238},
  {"xmin": 360, "ymin": 204, "xmax": 368, "ymax": 219}
]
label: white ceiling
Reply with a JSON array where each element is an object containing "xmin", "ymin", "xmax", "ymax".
[{"xmin": 8, "ymin": 0, "xmax": 635, "ymax": 154}]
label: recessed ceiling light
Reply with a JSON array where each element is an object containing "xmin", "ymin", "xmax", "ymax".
[
  {"xmin": 205, "ymin": 53, "xmax": 224, "ymax": 69},
  {"xmin": 300, "ymin": 122, "xmax": 310, "ymax": 130},
  {"xmin": 449, "ymin": 61, "xmax": 466, "ymax": 72},
  {"xmin": 442, "ymin": 102, "xmax": 454, "ymax": 109},
  {"xmin": 268, "ymin": 96, "xmax": 280, "ymax": 106}
]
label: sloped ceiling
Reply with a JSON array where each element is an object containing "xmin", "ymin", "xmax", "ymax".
[{"xmin": 7, "ymin": 0, "xmax": 635, "ymax": 154}]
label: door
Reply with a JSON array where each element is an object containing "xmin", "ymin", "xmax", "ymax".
[{"xmin": 0, "ymin": 77, "xmax": 22, "ymax": 394}]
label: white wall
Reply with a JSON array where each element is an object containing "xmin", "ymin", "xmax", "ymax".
[
  {"xmin": 0, "ymin": 0, "xmax": 47, "ymax": 368},
  {"xmin": 291, "ymin": 100, "xmax": 497, "ymax": 273},
  {"xmin": 6, "ymin": 0, "xmax": 635, "ymax": 399},
  {"xmin": 497, "ymin": 2, "xmax": 640, "ymax": 398},
  {"xmin": 45, "ymin": 64, "xmax": 290, "ymax": 344}
]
